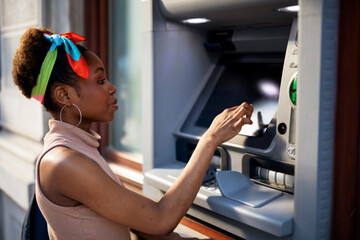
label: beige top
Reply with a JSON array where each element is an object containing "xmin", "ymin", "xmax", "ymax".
[{"xmin": 36, "ymin": 120, "xmax": 131, "ymax": 240}]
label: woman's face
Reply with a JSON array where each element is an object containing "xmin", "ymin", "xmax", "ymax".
[{"xmin": 71, "ymin": 51, "xmax": 118, "ymax": 125}]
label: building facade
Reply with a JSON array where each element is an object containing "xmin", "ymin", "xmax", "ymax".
[{"xmin": 0, "ymin": 1, "xmax": 84, "ymax": 239}]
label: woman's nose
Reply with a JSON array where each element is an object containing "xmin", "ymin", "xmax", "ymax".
[{"xmin": 109, "ymin": 82, "xmax": 117, "ymax": 95}]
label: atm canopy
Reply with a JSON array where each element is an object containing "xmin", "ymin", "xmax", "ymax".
[{"xmin": 158, "ymin": 0, "xmax": 298, "ymax": 30}]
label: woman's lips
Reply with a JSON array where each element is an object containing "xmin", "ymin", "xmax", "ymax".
[{"xmin": 110, "ymin": 99, "xmax": 118, "ymax": 110}]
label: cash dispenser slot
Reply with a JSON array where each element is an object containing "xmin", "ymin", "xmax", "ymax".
[{"xmin": 243, "ymin": 155, "xmax": 295, "ymax": 193}]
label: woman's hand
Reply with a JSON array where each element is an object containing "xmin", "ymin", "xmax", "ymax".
[{"xmin": 203, "ymin": 102, "xmax": 253, "ymax": 146}]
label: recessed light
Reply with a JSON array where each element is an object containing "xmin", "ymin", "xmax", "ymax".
[
  {"xmin": 182, "ymin": 18, "xmax": 210, "ymax": 24},
  {"xmin": 276, "ymin": 5, "xmax": 300, "ymax": 13}
]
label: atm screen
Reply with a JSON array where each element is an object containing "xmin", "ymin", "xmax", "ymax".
[{"xmin": 195, "ymin": 56, "xmax": 283, "ymax": 137}]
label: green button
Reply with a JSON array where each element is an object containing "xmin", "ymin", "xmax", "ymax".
[{"xmin": 289, "ymin": 74, "xmax": 297, "ymax": 105}]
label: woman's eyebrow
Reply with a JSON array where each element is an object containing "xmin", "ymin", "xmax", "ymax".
[{"xmin": 95, "ymin": 67, "xmax": 105, "ymax": 73}]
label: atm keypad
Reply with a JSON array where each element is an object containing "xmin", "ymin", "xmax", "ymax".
[{"xmin": 201, "ymin": 179, "xmax": 221, "ymax": 194}]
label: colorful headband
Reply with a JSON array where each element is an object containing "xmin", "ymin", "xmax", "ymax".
[{"xmin": 31, "ymin": 32, "xmax": 90, "ymax": 104}]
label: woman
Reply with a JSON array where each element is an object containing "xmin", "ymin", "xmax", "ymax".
[{"xmin": 12, "ymin": 28, "xmax": 253, "ymax": 240}]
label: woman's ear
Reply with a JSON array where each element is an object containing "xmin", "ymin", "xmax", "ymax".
[{"xmin": 53, "ymin": 85, "xmax": 72, "ymax": 106}]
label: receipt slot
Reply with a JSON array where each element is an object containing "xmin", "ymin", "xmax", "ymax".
[{"xmin": 143, "ymin": 0, "xmax": 299, "ymax": 239}]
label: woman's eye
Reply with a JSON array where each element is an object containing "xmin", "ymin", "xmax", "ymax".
[{"xmin": 97, "ymin": 79, "xmax": 106, "ymax": 85}]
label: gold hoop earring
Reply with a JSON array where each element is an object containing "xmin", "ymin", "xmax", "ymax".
[{"xmin": 59, "ymin": 103, "xmax": 82, "ymax": 128}]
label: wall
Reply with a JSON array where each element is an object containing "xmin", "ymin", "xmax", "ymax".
[{"xmin": 0, "ymin": 0, "xmax": 83, "ymax": 239}]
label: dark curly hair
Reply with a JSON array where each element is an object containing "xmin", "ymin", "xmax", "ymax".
[{"xmin": 12, "ymin": 27, "xmax": 88, "ymax": 112}]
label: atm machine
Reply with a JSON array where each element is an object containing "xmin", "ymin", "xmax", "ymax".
[{"xmin": 143, "ymin": 0, "xmax": 299, "ymax": 239}]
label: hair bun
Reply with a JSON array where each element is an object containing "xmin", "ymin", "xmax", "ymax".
[{"xmin": 12, "ymin": 27, "xmax": 54, "ymax": 98}]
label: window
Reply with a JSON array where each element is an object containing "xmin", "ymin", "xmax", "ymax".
[
  {"xmin": 84, "ymin": 0, "xmax": 143, "ymax": 192},
  {"xmin": 108, "ymin": 0, "xmax": 142, "ymax": 159}
]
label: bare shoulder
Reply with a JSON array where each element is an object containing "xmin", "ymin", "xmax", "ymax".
[
  {"xmin": 41, "ymin": 146, "xmax": 100, "ymax": 173},
  {"xmin": 42, "ymin": 146, "xmax": 88, "ymax": 163},
  {"xmin": 39, "ymin": 146, "xmax": 104, "ymax": 206}
]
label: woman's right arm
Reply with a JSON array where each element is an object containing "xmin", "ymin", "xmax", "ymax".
[{"xmin": 42, "ymin": 103, "xmax": 253, "ymax": 235}]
